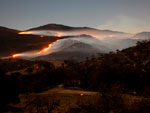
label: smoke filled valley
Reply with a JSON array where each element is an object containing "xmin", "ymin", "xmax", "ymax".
[{"xmin": 1, "ymin": 24, "xmax": 150, "ymax": 113}]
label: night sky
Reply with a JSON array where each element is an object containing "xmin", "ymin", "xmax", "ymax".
[{"xmin": 0, "ymin": 0, "xmax": 150, "ymax": 33}]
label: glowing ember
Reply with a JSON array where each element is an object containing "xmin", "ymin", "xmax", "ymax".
[
  {"xmin": 18, "ymin": 31, "xmax": 33, "ymax": 34},
  {"xmin": 80, "ymin": 93, "xmax": 84, "ymax": 96},
  {"xmin": 34, "ymin": 65, "xmax": 39, "ymax": 70},
  {"xmin": 40, "ymin": 35, "xmax": 44, "ymax": 38}
]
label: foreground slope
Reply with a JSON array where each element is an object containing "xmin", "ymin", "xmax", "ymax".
[{"xmin": 1, "ymin": 40, "xmax": 150, "ymax": 113}]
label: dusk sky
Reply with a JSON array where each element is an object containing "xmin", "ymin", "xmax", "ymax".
[{"xmin": 0, "ymin": 0, "xmax": 150, "ymax": 33}]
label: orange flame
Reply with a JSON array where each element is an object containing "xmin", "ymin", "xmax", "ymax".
[
  {"xmin": 43, "ymin": 47, "xmax": 49, "ymax": 52},
  {"xmin": 12, "ymin": 54, "xmax": 18, "ymax": 58},
  {"xmin": 42, "ymin": 43, "xmax": 53, "ymax": 52},
  {"xmin": 12, "ymin": 39, "xmax": 60, "ymax": 58},
  {"xmin": 18, "ymin": 31, "xmax": 33, "ymax": 34}
]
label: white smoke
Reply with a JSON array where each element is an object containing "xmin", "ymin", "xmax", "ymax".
[
  {"xmin": 20, "ymin": 28, "xmax": 133, "ymax": 41},
  {"xmin": 9, "ymin": 28, "xmax": 143, "ymax": 60},
  {"xmin": 12, "ymin": 36, "xmax": 108, "ymax": 59},
  {"xmin": 11, "ymin": 35, "xmax": 138, "ymax": 60},
  {"xmin": 97, "ymin": 15, "xmax": 150, "ymax": 33}
]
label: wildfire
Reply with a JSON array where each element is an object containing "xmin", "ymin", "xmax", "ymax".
[
  {"xmin": 12, "ymin": 54, "xmax": 19, "ymax": 58},
  {"xmin": 11, "ymin": 39, "xmax": 60, "ymax": 59},
  {"xmin": 18, "ymin": 31, "xmax": 33, "ymax": 34},
  {"xmin": 43, "ymin": 47, "xmax": 49, "ymax": 52},
  {"xmin": 42, "ymin": 43, "xmax": 53, "ymax": 52}
]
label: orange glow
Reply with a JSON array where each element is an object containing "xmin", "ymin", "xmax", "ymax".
[
  {"xmin": 108, "ymin": 35, "xmax": 113, "ymax": 37},
  {"xmin": 42, "ymin": 40, "xmax": 59, "ymax": 52},
  {"xmin": 80, "ymin": 93, "xmax": 84, "ymax": 96},
  {"xmin": 12, "ymin": 54, "xmax": 18, "ymax": 58},
  {"xmin": 43, "ymin": 47, "xmax": 49, "ymax": 52},
  {"xmin": 55, "ymin": 33, "xmax": 62, "ymax": 37},
  {"xmin": 48, "ymin": 43, "xmax": 52, "ymax": 47},
  {"xmin": 18, "ymin": 31, "xmax": 33, "ymax": 34},
  {"xmin": 34, "ymin": 65, "xmax": 39, "ymax": 70},
  {"xmin": 56, "ymin": 39, "xmax": 59, "ymax": 42},
  {"xmin": 11, "ymin": 39, "xmax": 60, "ymax": 58},
  {"xmin": 40, "ymin": 35, "xmax": 44, "ymax": 38},
  {"xmin": 42, "ymin": 43, "xmax": 52, "ymax": 52}
]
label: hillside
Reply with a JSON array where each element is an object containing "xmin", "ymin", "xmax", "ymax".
[
  {"xmin": 132, "ymin": 32, "xmax": 150, "ymax": 40},
  {"xmin": 1, "ymin": 39, "xmax": 150, "ymax": 94},
  {"xmin": 0, "ymin": 27, "xmax": 63, "ymax": 57},
  {"xmin": 29, "ymin": 24, "xmax": 75, "ymax": 31},
  {"xmin": 28, "ymin": 23, "xmax": 129, "ymax": 36},
  {"xmin": 1, "ymin": 39, "xmax": 150, "ymax": 113},
  {"xmin": 32, "ymin": 36, "xmax": 109, "ymax": 61},
  {"xmin": 0, "ymin": 24, "xmax": 147, "ymax": 59},
  {"xmin": 0, "ymin": 26, "xmax": 19, "ymax": 33}
]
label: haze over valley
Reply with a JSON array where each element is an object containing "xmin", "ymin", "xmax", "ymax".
[{"xmin": 0, "ymin": 24, "xmax": 149, "ymax": 61}]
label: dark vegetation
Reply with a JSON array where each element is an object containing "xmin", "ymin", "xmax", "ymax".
[
  {"xmin": 65, "ymin": 40, "xmax": 150, "ymax": 96},
  {"xmin": 1, "ymin": 40, "xmax": 150, "ymax": 112},
  {"xmin": 0, "ymin": 69, "xmax": 20, "ymax": 112}
]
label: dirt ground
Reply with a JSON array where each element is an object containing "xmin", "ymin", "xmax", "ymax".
[{"xmin": 7, "ymin": 87, "xmax": 150, "ymax": 113}]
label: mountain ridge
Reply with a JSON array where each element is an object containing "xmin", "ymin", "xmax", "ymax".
[{"xmin": 27, "ymin": 23, "xmax": 130, "ymax": 35}]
